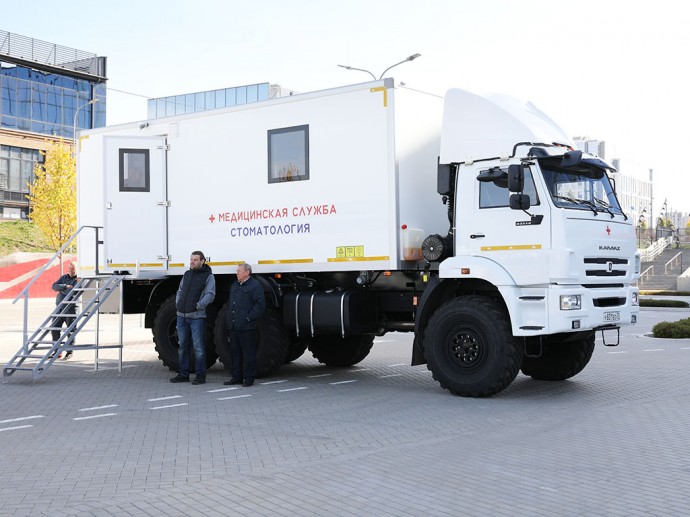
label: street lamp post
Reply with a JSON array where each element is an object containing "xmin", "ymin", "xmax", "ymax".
[
  {"xmin": 73, "ymin": 98, "xmax": 98, "ymax": 153},
  {"xmin": 337, "ymin": 53, "xmax": 421, "ymax": 81}
]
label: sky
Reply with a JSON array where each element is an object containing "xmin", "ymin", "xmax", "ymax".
[{"xmin": 4, "ymin": 0, "xmax": 689, "ymax": 217}]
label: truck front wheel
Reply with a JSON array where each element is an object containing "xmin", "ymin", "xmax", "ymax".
[
  {"xmin": 521, "ymin": 331, "xmax": 595, "ymax": 381},
  {"xmin": 214, "ymin": 305, "xmax": 289, "ymax": 378},
  {"xmin": 308, "ymin": 334, "xmax": 374, "ymax": 367},
  {"xmin": 424, "ymin": 296, "xmax": 521, "ymax": 397},
  {"xmin": 151, "ymin": 295, "xmax": 218, "ymax": 372}
]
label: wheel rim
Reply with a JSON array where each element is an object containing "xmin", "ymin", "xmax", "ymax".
[{"xmin": 447, "ymin": 327, "xmax": 487, "ymax": 371}]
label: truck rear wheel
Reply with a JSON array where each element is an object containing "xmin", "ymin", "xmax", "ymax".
[
  {"xmin": 214, "ymin": 304, "xmax": 289, "ymax": 378},
  {"xmin": 424, "ymin": 296, "xmax": 521, "ymax": 397},
  {"xmin": 308, "ymin": 334, "xmax": 374, "ymax": 367},
  {"xmin": 152, "ymin": 295, "xmax": 218, "ymax": 372},
  {"xmin": 521, "ymin": 331, "xmax": 595, "ymax": 381}
]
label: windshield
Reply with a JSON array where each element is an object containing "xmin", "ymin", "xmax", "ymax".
[{"xmin": 539, "ymin": 159, "xmax": 623, "ymax": 216}]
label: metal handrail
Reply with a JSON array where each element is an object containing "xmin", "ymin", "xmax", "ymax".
[
  {"xmin": 664, "ymin": 252, "xmax": 683, "ymax": 274},
  {"xmin": 640, "ymin": 238, "xmax": 670, "ymax": 263},
  {"xmin": 12, "ymin": 225, "xmax": 103, "ymax": 350},
  {"xmin": 639, "ymin": 265, "xmax": 654, "ymax": 285}
]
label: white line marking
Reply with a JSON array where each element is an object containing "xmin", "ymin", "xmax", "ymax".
[
  {"xmin": 73, "ymin": 413, "xmax": 117, "ymax": 421},
  {"xmin": 330, "ymin": 380, "xmax": 357, "ymax": 385},
  {"xmin": 0, "ymin": 425, "xmax": 33, "ymax": 432},
  {"xmin": 351, "ymin": 368, "xmax": 370, "ymax": 372},
  {"xmin": 218, "ymin": 394, "xmax": 252, "ymax": 400},
  {"xmin": 681, "ymin": 347, "xmax": 690, "ymax": 350},
  {"xmin": 307, "ymin": 373, "xmax": 333, "ymax": 378},
  {"xmin": 147, "ymin": 395, "xmax": 183, "ymax": 402},
  {"xmin": 79, "ymin": 405, "xmax": 118, "ymax": 412},
  {"xmin": 261, "ymin": 380, "xmax": 288, "ymax": 385},
  {"xmin": 374, "ymin": 339, "xmax": 395, "ymax": 343},
  {"xmin": 277, "ymin": 387, "xmax": 307, "ymax": 392},
  {"xmin": 608, "ymin": 351, "xmax": 628, "ymax": 354},
  {"xmin": 387, "ymin": 363, "xmax": 406, "ymax": 367},
  {"xmin": 0, "ymin": 415, "xmax": 44, "ymax": 424},
  {"xmin": 643, "ymin": 349, "xmax": 664, "ymax": 352},
  {"xmin": 207, "ymin": 387, "xmax": 239, "ymax": 393},
  {"xmin": 379, "ymin": 374, "xmax": 403, "ymax": 378},
  {"xmin": 150, "ymin": 403, "xmax": 188, "ymax": 410}
]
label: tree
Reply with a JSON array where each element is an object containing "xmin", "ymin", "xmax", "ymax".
[{"xmin": 26, "ymin": 140, "xmax": 76, "ymax": 266}]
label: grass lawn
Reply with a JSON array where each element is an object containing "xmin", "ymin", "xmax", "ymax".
[{"xmin": 0, "ymin": 220, "xmax": 53, "ymax": 257}]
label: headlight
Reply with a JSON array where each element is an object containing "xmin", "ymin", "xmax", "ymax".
[
  {"xmin": 560, "ymin": 294, "xmax": 581, "ymax": 310},
  {"xmin": 631, "ymin": 291, "xmax": 639, "ymax": 306}
]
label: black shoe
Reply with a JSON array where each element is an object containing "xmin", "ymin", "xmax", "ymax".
[
  {"xmin": 170, "ymin": 374, "xmax": 189, "ymax": 383},
  {"xmin": 224, "ymin": 379, "xmax": 242, "ymax": 386},
  {"xmin": 242, "ymin": 380, "xmax": 254, "ymax": 387},
  {"xmin": 63, "ymin": 351, "xmax": 73, "ymax": 360},
  {"xmin": 192, "ymin": 377, "xmax": 206, "ymax": 385}
]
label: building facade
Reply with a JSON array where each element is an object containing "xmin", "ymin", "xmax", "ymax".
[{"xmin": 0, "ymin": 30, "xmax": 106, "ymax": 219}]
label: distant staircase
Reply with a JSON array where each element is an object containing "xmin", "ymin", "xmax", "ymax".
[{"xmin": 638, "ymin": 248, "xmax": 685, "ymax": 291}]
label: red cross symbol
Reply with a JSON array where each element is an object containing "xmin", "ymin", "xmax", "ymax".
[
  {"xmin": 209, "ymin": 214, "xmax": 215, "ymax": 223},
  {"xmin": 606, "ymin": 225, "xmax": 611, "ymax": 236}
]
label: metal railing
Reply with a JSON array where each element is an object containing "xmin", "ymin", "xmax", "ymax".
[
  {"xmin": 640, "ymin": 237, "xmax": 670, "ymax": 263},
  {"xmin": 664, "ymin": 252, "xmax": 683, "ymax": 274},
  {"xmin": 12, "ymin": 225, "xmax": 103, "ymax": 349},
  {"xmin": 639, "ymin": 265, "xmax": 654, "ymax": 285},
  {"xmin": 0, "ymin": 29, "xmax": 105, "ymax": 78}
]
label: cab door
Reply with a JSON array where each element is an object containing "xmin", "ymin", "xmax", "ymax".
[
  {"xmin": 103, "ymin": 136, "xmax": 168, "ymax": 271},
  {"xmin": 457, "ymin": 165, "xmax": 550, "ymax": 285}
]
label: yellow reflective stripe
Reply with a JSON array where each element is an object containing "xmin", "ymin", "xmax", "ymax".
[
  {"xmin": 169, "ymin": 263, "xmax": 185, "ymax": 268},
  {"xmin": 327, "ymin": 256, "xmax": 390, "ymax": 262},
  {"xmin": 480, "ymin": 244, "xmax": 542, "ymax": 251},
  {"xmin": 258, "ymin": 258, "xmax": 314, "ymax": 265},
  {"xmin": 370, "ymin": 86, "xmax": 388, "ymax": 107}
]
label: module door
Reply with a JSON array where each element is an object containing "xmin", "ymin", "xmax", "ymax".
[{"xmin": 104, "ymin": 136, "xmax": 168, "ymax": 271}]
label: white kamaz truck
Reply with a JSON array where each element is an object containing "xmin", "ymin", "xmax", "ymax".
[{"xmin": 76, "ymin": 79, "xmax": 640, "ymax": 397}]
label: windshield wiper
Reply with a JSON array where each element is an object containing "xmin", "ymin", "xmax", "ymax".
[
  {"xmin": 553, "ymin": 195, "xmax": 598, "ymax": 215},
  {"xmin": 593, "ymin": 197, "xmax": 615, "ymax": 219}
]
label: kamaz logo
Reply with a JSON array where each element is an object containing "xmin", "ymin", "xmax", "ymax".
[{"xmin": 599, "ymin": 245, "xmax": 620, "ymax": 251}]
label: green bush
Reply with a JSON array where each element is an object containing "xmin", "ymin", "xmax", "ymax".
[
  {"xmin": 653, "ymin": 318, "xmax": 690, "ymax": 338},
  {"xmin": 640, "ymin": 299, "xmax": 690, "ymax": 308}
]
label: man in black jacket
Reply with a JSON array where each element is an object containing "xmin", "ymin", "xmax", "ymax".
[
  {"xmin": 224, "ymin": 263, "xmax": 265, "ymax": 387},
  {"xmin": 170, "ymin": 251, "xmax": 216, "ymax": 385},
  {"xmin": 51, "ymin": 262, "xmax": 80, "ymax": 359}
]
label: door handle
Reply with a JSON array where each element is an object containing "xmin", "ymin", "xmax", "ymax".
[{"xmin": 470, "ymin": 234, "xmax": 485, "ymax": 239}]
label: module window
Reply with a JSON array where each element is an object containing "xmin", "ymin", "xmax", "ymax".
[
  {"xmin": 267, "ymin": 125, "xmax": 309, "ymax": 184},
  {"xmin": 119, "ymin": 149, "xmax": 150, "ymax": 192}
]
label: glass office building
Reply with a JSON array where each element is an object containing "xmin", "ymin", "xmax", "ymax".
[
  {"xmin": 147, "ymin": 83, "xmax": 271, "ymax": 119},
  {"xmin": 0, "ymin": 30, "xmax": 106, "ymax": 219}
]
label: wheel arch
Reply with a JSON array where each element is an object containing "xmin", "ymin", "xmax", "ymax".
[
  {"xmin": 412, "ymin": 276, "xmax": 510, "ymax": 365},
  {"xmin": 144, "ymin": 277, "xmax": 180, "ymax": 328}
]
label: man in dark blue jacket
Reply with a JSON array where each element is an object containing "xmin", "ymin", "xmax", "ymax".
[
  {"xmin": 170, "ymin": 251, "xmax": 215, "ymax": 385},
  {"xmin": 51, "ymin": 262, "xmax": 80, "ymax": 359},
  {"xmin": 224, "ymin": 263, "xmax": 265, "ymax": 387}
]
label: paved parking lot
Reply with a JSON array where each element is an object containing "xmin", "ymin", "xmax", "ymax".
[{"xmin": 1, "ymin": 298, "xmax": 690, "ymax": 516}]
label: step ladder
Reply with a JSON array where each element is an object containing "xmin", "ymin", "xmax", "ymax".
[{"xmin": 3, "ymin": 275, "xmax": 126, "ymax": 381}]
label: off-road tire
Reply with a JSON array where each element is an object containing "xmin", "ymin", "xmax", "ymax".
[
  {"xmin": 307, "ymin": 334, "xmax": 374, "ymax": 367},
  {"xmin": 214, "ymin": 304, "xmax": 289, "ymax": 378},
  {"xmin": 521, "ymin": 331, "xmax": 595, "ymax": 381},
  {"xmin": 424, "ymin": 296, "xmax": 521, "ymax": 397},
  {"xmin": 152, "ymin": 295, "xmax": 218, "ymax": 372}
]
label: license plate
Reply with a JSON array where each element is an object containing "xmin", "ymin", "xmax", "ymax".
[{"xmin": 604, "ymin": 311, "xmax": 620, "ymax": 322}]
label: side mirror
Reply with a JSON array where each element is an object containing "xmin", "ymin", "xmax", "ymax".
[
  {"xmin": 508, "ymin": 164, "xmax": 524, "ymax": 192},
  {"xmin": 510, "ymin": 193, "xmax": 531, "ymax": 210},
  {"xmin": 437, "ymin": 159, "xmax": 451, "ymax": 196}
]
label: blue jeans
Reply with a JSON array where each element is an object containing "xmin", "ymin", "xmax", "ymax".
[{"xmin": 176, "ymin": 316, "xmax": 206, "ymax": 378}]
